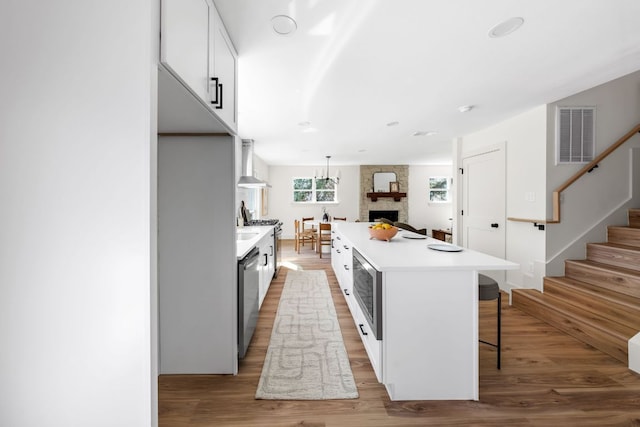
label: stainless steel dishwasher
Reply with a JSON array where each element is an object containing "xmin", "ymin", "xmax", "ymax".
[{"xmin": 238, "ymin": 246, "xmax": 260, "ymax": 359}]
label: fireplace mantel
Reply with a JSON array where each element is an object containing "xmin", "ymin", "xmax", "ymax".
[{"xmin": 366, "ymin": 192, "xmax": 407, "ymax": 202}]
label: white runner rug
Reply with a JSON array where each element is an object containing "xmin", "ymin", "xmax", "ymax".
[{"xmin": 255, "ymin": 269, "xmax": 359, "ymax": 400}]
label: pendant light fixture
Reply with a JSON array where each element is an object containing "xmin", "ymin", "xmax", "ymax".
[{"xmin": 315, "ymin": 155, "xmax": 340, "ymax": 185}]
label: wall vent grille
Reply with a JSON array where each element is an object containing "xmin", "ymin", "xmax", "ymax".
[{"xmin": 556, "ymin": 106, "xmax": 595, "ymax": 164}]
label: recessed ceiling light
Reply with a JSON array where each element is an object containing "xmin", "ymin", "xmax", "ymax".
[
  {"xmin": 386, "ymin": 121, "xmax": 399, "ymax": 127},
  {"xmin": 298, "ymin": 121, "xmax": 311, "ymax": 127},
  {"xmin": 271, "ymin": 15, "xmax": 297, "ymax": 35},
  {"xmin": 412, "ymin": 131, "xmax": 437, "ymax": 137},
  {"xmin": 301, "ymin": 127, "xmax": 318, "ymax": 133},
  {"xmin": 458, "ymin": 105, "xmax": 474, "ymax": 113},
  {"xmin": 488, "ymin": 17, "xmax": 524, "ymax": 38}
]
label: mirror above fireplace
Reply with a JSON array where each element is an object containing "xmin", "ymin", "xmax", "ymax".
[{"xmin": 373, "ymin": 172, "xmax": 397, "ymax": 192}]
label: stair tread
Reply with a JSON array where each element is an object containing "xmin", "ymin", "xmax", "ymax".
[
  {"xmin": 607, "ymin": 226, "xmax": 640, "ymax": 247},
  {"xmin": 588, "ymin": 241, "xmax": 640, "ymax": 252},
  {"xmin": 512, "ymin": 289, "xmax": 632, "ymax": 363},
  {"xmin": 513, "ymin": 289, "xmax": 637, "ymax": 340},
  {"xmin": 629, "ymin": 209, "xmax": 640, "ymax": 228},
  {"xmin": 543, "ymin": 277, "xmax": 640, "ymax": 330},
  {"xmin": 609, "ymin": 225, "xmax": 640, "ymax": 230},
  {"xmin": 544, "ymin": 276, "xmax": 640, "ymax": 308},
  {"xmin": 586, "ymin": 241, "xmax": 640, "ymax": 272},
  {"xmin": 566, "ymin": 259, "xmax": 640, "ymax": 277}
]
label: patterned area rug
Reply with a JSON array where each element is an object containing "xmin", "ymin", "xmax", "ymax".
[{"xmin": 255, "ymin": 270, "xmax": 359, "ymax": 400}]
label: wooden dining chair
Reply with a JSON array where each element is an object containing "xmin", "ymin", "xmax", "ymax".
[
  {"xmin": 295, "ymin": 219, "xmax": 316, "ymax": 253},
  {"xmin": 302, "ymin": 217, "xmax": 315, "ymax": 230},
  {"xmin": 318, "ymin": 222, "xmax": 332, "ymax": 258},
  {"xmin": 333, "ymin": 217, "xmax": 346, "ymax": 221},
  {"xmin": 301, "ymin": 217, "xmax": 316, "ymax": 248}
]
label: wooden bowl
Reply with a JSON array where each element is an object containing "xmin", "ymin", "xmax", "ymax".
[{"xmin": 368, "ymin": 225, "xmax": 399, "ymax": 241}]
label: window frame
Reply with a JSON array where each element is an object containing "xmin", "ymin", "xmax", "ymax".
[
  {"xmin": 428, "ymin": 176, "xmax": 451, "ymax": 203},
  {"xmin": 292, "ymin": 176, "xmax": 339, "ymax": 203}
]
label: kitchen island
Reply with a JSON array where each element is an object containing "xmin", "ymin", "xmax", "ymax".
[{"xmin": 331, "ymin": 222, "xmax": 518, "ymax": 401}]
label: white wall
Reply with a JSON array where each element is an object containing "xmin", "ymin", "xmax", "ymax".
[
  {"xmin": 545, "ymin": 70, "xmax": 640, "ymax": 275},
  {"xmin": 267, "ymin": 165, "xmax": 360, "ymax": 239},
  {"xmin": 408, "ymin": 165, "xmax": 454, "ymax": 233},
  {"xmin": 0, "ymin": 2, "xmax": 155, "ymax": 426},
  {"xmin": 460, "ymin": 106, "xmax": 548, "ymax": 290}
]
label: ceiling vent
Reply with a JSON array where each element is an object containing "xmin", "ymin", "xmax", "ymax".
[
  {"xmin": 238, "ymin": 139, "xmax": 269, "ymax": 188},
  {"xmin": 556, "ymin": 107, "xmax": 595, "ymax": 164}
]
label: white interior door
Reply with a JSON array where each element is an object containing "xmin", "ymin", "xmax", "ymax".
[{"xmin": 461, "ymin": 145, "xmax": 506, "ymax": 283}]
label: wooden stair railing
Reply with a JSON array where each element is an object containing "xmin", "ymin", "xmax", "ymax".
[{"xmin": 508, "ymin": 123, "xmax": 640, "ymax": 225}]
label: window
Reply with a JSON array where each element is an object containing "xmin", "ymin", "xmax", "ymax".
[
  {"xmin": 429, "ymin": 176, "xmax": 450, "ymax": 203},
  {"xmin": 293, "ymin": 177, "xmax": 337, "ymax": 203},
  {"xmin": 556, "ymin": 106, "xmax": 595, "ymax": 164}
]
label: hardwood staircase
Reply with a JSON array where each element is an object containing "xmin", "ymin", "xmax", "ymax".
[{"xmin": 512, "ymin": 208, "xmax": 640, "ymax": 364}]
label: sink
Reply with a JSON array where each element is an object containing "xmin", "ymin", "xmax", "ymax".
[{"xmin": 237, "ymin": 233, "xmax": 258, "ymax": 241}]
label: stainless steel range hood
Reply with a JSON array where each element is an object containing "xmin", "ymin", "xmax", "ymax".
[{"xmin": 238, "ymin": 139, "xmax": 269, "ymax": 188}]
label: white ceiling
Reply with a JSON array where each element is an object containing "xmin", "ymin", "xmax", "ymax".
[{"xmin": 214, "ymin": 0, "xmax": 640, "ymax": 167}]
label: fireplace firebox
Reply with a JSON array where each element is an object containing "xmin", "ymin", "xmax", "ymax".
[{"xmin": 369, "ymin": 210, "xmax": 398, "ymax": 222}]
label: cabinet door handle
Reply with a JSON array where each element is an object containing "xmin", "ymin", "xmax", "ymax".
[
  {"xmin": 209, "ymin": 77, "xmax": 219, "ymax": 104},
  {"xmin": 209, "ymin": 77, "xmax": 223, "ymax": 109},
  {"xmin": 336, "ymin": 249, "xmax": 341, "ymax": 254},
  {"xmin": 263, "ymin": 253, "xmax": 268, "ymax": 266},
  {"xmin": 491, "ymin": 223, "xmax": 499, "ymax": 228},
  {"xmin": 343, "ymin": 264, "xmax": 349, "ymax": 271},
  {"xmin": 343, "ymin": 288, "xmax": 350, "ymax": 296},
  {"xmin": 358, "ymin": 324, "xmax": 368, "ymax": 336},
  {"xmin": 270, "ymin": 245, "xmax": 273, "ymax": 256},
  {"xmin": 216, "ymin": 83, "xmax": 223, "ymax": 109},
  {"xmin": 344, "ymin": 245, "xmax": 349, "ymax": 250}
]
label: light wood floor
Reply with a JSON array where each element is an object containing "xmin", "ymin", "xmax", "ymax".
[{"xmin": 159, "ymin": 240, "xmax": 640, "ymax": 426}]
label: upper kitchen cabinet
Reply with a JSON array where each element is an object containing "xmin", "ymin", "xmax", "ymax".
[
  {"xmin": 210, "ymin": 5, "xmax": 237, "ymax": 130},
  {"xmin": 159, "ymin": 0, "xmax": 237, "ymax": 133}
]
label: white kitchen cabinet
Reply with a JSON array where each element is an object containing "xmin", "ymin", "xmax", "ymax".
[
  {"xmin": 160, "ymin": 0, "xmax": 210, "ymax": 104},
  {"xmin": 210, "ymin": 3, "xmax": 237, "ymax": 130},
  {"xmin": 158, "ymin": 135, "xmax": 237, "ymax": 375},
  {"xmin": 258, "ymin": 228, "xmax": 275, "ymax": 308},
  {"xmin": 331, "ymin": 228, "xmax": 354, "ymax": 312},
  {"xmin": 160, "ymin": 0, "xmax": 237, "ymax": 132},
  {"xmin": 351, "ymin": 299, "xmax": 382, "ymax": 382}
]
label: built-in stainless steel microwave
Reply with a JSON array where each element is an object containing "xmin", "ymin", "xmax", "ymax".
[{"xmin": 352, "ymin": 248, "xmax": 382, "ymax": 340}]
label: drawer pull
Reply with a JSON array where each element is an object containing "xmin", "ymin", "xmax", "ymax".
[
  {"xmin": 359, "ymin": 324, "xmax": 368, "ymax": 336},
  {"xmin": 343, "ymin": 288, "xmax": 350, "ymax": 296}
]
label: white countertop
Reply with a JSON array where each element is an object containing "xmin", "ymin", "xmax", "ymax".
[
  {"xmin": 236, "ymin": 225, "xmax": 274, "ymax": 259},
  {"xmin": 334, "ymin": 222, "xmax": 519, "ymax": 272}
]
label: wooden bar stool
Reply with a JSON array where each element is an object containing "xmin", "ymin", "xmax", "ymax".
[{"xmin": 479, "ymin": 274, "xmax": 501, "ymax": 369}]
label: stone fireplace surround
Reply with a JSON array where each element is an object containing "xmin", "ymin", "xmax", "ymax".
[{"xmin": 359, "ymin": 165, "xmax": 408, "ymax": 222}]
